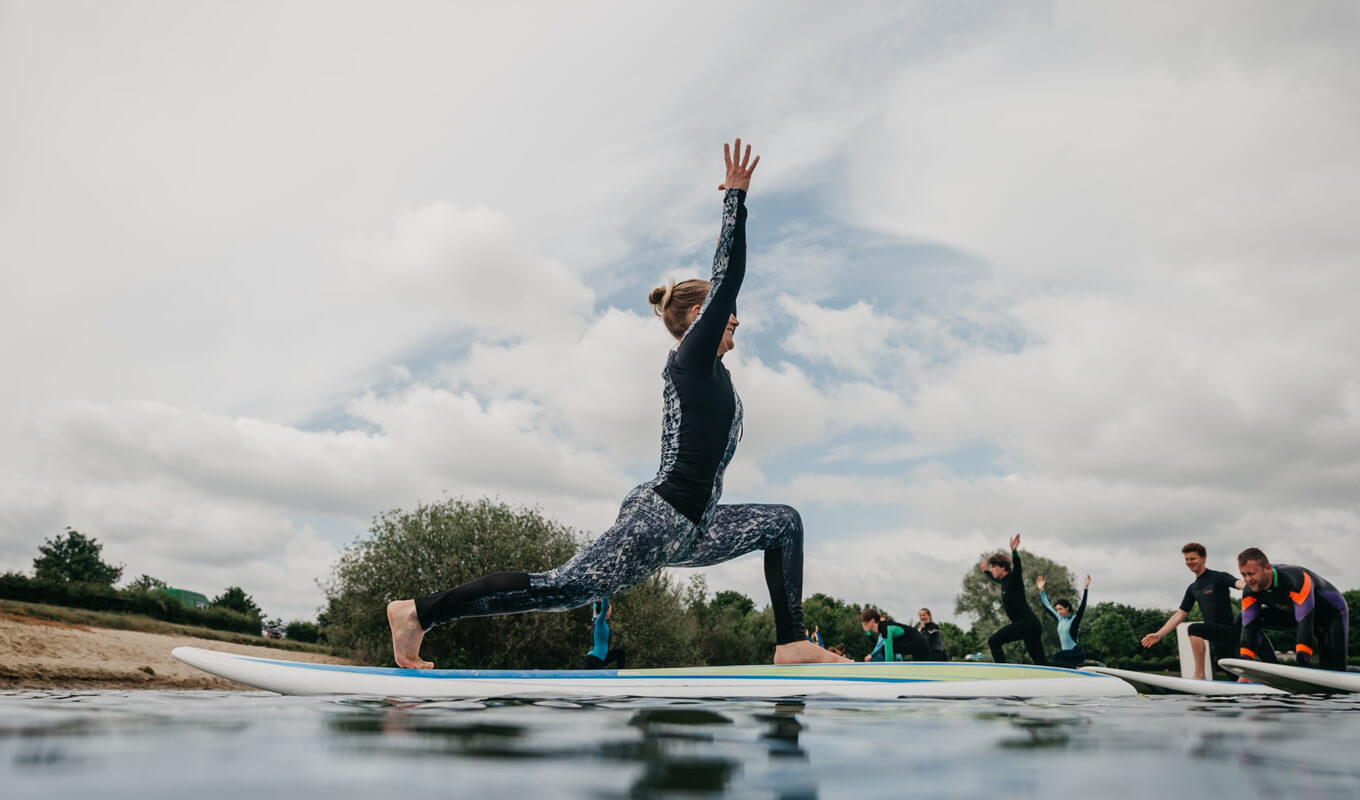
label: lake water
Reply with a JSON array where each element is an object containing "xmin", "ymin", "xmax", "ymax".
[{"xmin": 3, "ymin": 690, "xmax": 1359, "ymax": 799}]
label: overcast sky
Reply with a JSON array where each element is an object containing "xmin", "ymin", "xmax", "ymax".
[{"xmin": 3, "ymin": 1, "xmax": 1358, "ymax": 630}]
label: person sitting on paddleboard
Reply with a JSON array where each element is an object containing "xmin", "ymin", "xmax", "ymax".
[
  {"xmin": 979, "ymin": 535, "xmax": 1048, "ymax": 665},
  {"xmin": 582, "ymin": 597, "xmax": 625, "ymax": 669},
  {"xmin": 861, "ymin": 607, "xmax": 930, "ymax": 662},
  {"xmin": 915, "ymin": 608, "xmax": 949, "ymax": 661},
  {"xmin": 1038, "ymin": 574, "xmax": 1089, "ymax": 668},
  {"xmin": 1139, "ymin": 542, "xmax": 1245, "ymax": 681},
  {"xmin": 385, "ymin": 140, "xmax": 848, "ymax": 669},
  {"xmin": 1237, "ymin": 548, "xmax": 1349, "ymax": 671}
]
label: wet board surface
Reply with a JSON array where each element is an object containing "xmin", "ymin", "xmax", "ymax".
[
  {"xmin": 173, "ymin": 647, "xmax": 1136, "ymax": 699},
  {"xmin": 1083, "ymin": 665, "xmax": 1286, "ymax": 695},
  {"xmin": 1219, "ymin": 658, "xmax": 1360, "ymax": 694}
]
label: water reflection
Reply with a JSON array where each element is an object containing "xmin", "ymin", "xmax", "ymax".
[{"xmin": 6, "ymin": 691, "xmax": 1360, "ymax": 799}]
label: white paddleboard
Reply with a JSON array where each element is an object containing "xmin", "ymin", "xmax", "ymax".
[
  {"xmin": 1083, "ymin": 666, "xmax": 1285, "ymax": 695},
  {"xmin": 1219, "ymin": 658, "xmax": 1360, "ymax": 694},
  {"xmin": 172, "ymin": 647, "xmax": 1134, "ymax": 699}
]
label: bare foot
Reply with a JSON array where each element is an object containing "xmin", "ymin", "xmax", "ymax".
[
  {"xmin": 387, "ymin": 600, "xmax": 433, "ymax": 669},
  {"xmin": 773, "ymin": 640, "xmax": 852, "ymax": 664}
]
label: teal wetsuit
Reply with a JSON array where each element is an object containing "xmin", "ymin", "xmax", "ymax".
[
  {"xmin": 1039, "ymin": 589, "xmax": 1087, "ymax": 667},
  {"xmin": 866, "ymin": 620, "xmax": 929, "ymax": 662},
  {"xmin": 582, "ymin": 597, "xmax": 625, "ymax": 669}
]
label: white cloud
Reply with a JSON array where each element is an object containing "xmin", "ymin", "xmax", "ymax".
[{"xmin": 2, "ymin": 3, "xmax": 1358, "ymax": 637}]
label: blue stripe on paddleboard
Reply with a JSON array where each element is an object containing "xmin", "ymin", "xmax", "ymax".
[{"xmin": 211, "ymin": 654, "xmax": 1102, "ymax": 682}]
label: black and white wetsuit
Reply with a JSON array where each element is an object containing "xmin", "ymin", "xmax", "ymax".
[{"xmin": 414, "ymin": 189, "xmax": 810, "ymax": 645}]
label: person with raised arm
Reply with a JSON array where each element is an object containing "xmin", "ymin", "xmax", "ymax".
[
  {"xmin": 1038, "ymin": 574, "xmax": 1090, "ymax": 668},
  {"xmin": 385, "ymin": 140, "xmax": 848, "ymax": 668},
  {"xmin": 980, "ymin": 534, "xmax": 1048, "ymax": 665}
]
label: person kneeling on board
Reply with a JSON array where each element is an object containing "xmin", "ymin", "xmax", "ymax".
[
  {"xmin": 1038, "ymin": 574, "xmax": 1090, "ymax": 668},
  {"xmin": 1238, "ymin": 548, "xmax": 1350, "ymax": 672},
  {"xmin": 861, "ymin": 607, "xmax": 930, "ymax": 662},
  {"xmin": 582, "ymin": 597, "xmax": 625, "ymax": 669},
  {"xmin": 1139, "ymin": 542, "xmax": 1243, "ymax": 681}
]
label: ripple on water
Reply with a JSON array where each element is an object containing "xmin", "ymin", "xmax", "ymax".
[{"xmin": 2, "ymin": 691, "xmax": 1360, "ymax": 799}]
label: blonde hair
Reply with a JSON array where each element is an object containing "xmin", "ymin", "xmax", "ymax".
[{"xmin": 648, "ymin": 279, "xmax": 710, "ymax": 340}]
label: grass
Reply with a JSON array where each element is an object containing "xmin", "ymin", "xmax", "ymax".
[{"xmin": 0, "ymin": 598, "xmax": 347, "ymax": 657}]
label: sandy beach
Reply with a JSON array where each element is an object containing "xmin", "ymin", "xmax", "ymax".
[{"xmin": 0, "ymin": 613, "xmax": 354, "ymax": 690}]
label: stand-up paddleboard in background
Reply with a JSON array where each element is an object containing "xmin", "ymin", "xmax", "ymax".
[
  {"xmin": 172, "ymin": 647, "xmax": 1135, "ymax": 699},
  {"xmin": 1219, "ymin": 658, "xmax": 1360, "ymax": 694},
  {"xmin": 1082, "ymin": 666, "xmax": 1286, "ymax": 695}
]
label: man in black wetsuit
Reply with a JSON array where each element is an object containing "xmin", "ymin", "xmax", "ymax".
[
  {"xmin": 1238, "ymin": 548, "xmax": 1350, "ymax": 671},
  {"xmin": 979, "ymin": 534, "xmax": 1047, "ymax": 665},
  {"xmin": 1140, "ymin": 542, "xmax": 1244, "ymax": 681}
]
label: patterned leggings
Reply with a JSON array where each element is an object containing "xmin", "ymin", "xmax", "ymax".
[{"xmin": 414, "ymin": 486, "xmax": 808, "ymax": 644}]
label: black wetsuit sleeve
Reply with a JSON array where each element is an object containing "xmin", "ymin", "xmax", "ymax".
[
  {"xmin": 673, "ymin": 189, "xmax": 747, "ymax": 372},
  {"xmin": 1010, "ymin": 550, "xmax": 1022, "ymax": 585},
  {"xmin": 1179, "ymin": 585, "xmax": 1196, "ymax": 614},
  {"xmin": 1073, "ymin": 589, "xmax": 1088, "ymax": 631}
]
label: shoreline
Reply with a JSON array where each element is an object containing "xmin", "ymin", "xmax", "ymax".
[{"xmin": 0, "ymin": 613, "xmax": 355, "ymax": 690}]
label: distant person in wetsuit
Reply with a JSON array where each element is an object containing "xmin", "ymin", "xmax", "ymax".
[
  {"xmin": 1237, "ymin": 548, "xmax": 1349, "ymax": 671},
  {"xmin": 1038, "ymin": 574, "xmax": 1090, "ymax": 668},
  {"xmin": 1140, "ymin": 542, "xmax": 1244, "ymax": 680},
  {"xmin": 805, "ymin": 625, "xmax": 822, "ymax": 648},
  {"xmin": 861, "ymin": 607, "xmax": 930, "ymax": 662},
  {"xmin": 582, "ymin": 597, "xmax": 625, "ymax": 669},
  {"xmin": 916, "ymin": 608, "xmax": 949, "ymax": 661},
  {"xmin": 979, "ymin": 535, "xmax": 1048, "ymax": 665}
]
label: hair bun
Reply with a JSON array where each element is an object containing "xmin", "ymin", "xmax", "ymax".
[{"xmin": 648, "ymin": 280, "xmax": 676, "ymax": 316}]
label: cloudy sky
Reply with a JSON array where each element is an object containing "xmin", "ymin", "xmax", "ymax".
[{"xmin": 3, "ymin": 1, "xmax": 1358, "ymax": 630}]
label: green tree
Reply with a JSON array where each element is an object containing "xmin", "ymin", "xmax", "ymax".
[
  {"xmin": 323, "ymin": 496, "xmax": 698, "ymax": 669},
  {"xmin": 608, "ymin": 571, "xmax": 699, "ymax": 668},
  {"xmin": 937, "ymin": 621, "xmax": 980, "ymax": 660},
  {"xmin": 1085, "ymin": 612, "xmax": 1137, "ymax": 660},
  {"xmin": 213, "ymin": 586, "xmax": 264, "ymax": 620},
  {"xmin": 1081, "ymin": 602, "xmax": 1180, "ymax": 668},
  {"xmin": 324, "ymin": 497, "xmax": 586, "ymax": 668},
  {"xmin": 954, "ymin": 548, "xmax": 1076, "ymax": 663},
  {"xmin": 32, "ymin": 528, "xmax": 124, "ymax": 586},
  {"xmin": 126, "ymin": 574, "xmax": 167, "ymax": 591},
  {"xmin": 801, "ymin": 592, "xmax": 867, "ymax": 655},
  {"xmin": 687, "ymin": 583, "xmax": 767, "ymax": 665}
]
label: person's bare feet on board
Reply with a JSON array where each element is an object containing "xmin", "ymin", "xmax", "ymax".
[
  {"xmin": 387, "ymin": 599, "xmax": 434, "ymax": 669},
  {"xmin": 774, "ymin": 639, "xmax": 852, "ymax": 664}
]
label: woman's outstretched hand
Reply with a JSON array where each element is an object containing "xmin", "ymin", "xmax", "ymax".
[{"xmin": 719, "ymin": 138, "xmax": 759, "ymax": 192}]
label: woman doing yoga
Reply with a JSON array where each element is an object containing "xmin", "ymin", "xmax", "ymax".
[{"xmin": 386, "ymin": 139, "xmax": 847, "ymax": 668}]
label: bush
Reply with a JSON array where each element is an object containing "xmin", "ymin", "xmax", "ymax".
[
  {"xmin": 0, "ymin": 572, "xmax": 259, "ymax": 635},
  {"xmin": 285, "ymin": 620, "xmax": 323, "ymax": 643}
]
